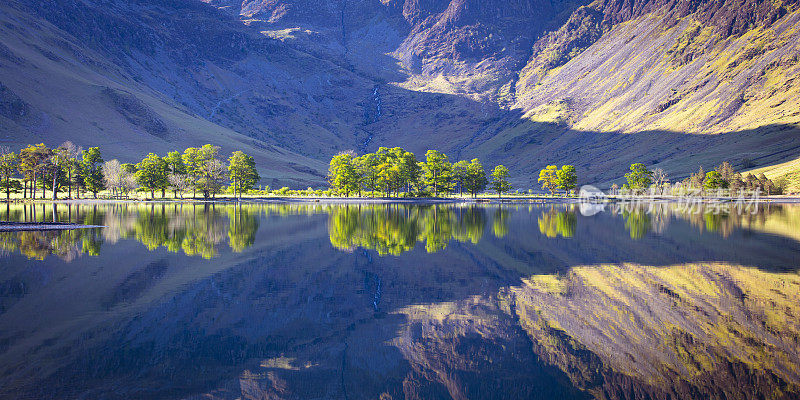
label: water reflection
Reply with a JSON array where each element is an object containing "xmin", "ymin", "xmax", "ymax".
[
  {"xmin": 2, "ymin": 202, "xmax": 800, "ymax": 260},
  {"xmin": 328, "ymin": 205, "xmax": 489, "ymax": 255},
  {"xmin": 0, "ymin": 202, "xmax": 799, "ymax": 399},
  {"xmin": 537, "ymin": 208, "xmax": 577, "ymax": 238},
  {"xmin": 1, "ymin": 203, "xmax": 262, "ymax": 259}
]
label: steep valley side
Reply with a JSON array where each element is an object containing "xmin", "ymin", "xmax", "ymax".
[{"xmin": 1, "ymin": 0, "xmax": 799, "ymax": 187}]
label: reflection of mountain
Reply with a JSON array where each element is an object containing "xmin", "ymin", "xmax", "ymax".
[
  {"xmin": 515, "ymin": 263, "xmax": 800, "ymax": 399},
  {"xmin": 1, "ymin": 203, "xmax": 800, "ymax": 399}
]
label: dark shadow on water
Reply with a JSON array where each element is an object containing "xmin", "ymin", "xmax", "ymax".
[{"xmin": 0, "ymin": 203, "xmax": 799, "ymax": 399}]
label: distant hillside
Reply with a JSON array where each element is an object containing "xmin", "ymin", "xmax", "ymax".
[{"xmin": 1, "ymin": 0, "xmax": 799, "ymax": 187}]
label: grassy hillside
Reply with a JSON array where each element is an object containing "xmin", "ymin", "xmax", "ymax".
[
  {"xmin": 1, "ymin": 0, "xmax": 799, "ymax": 188},
  {"xmin": 0, "ymin": 2, "xmax": 328, "ymax": 187}
]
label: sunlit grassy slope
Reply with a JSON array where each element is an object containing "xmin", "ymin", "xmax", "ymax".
[{"xmin": 2, "ymin": 0, "xmax": 800, "ymax": 188}]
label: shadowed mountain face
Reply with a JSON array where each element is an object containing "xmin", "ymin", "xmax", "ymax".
[
  {"xmin": 0, "ymin": 203, "xmax": 799, "ymax": 399},
  {"xmin": 0, "ymin": 0, "xmax": 799, "ymax": 186}
]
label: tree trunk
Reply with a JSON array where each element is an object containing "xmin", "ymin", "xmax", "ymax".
[
  {"xmin": 31, "ymin": 172, "xmax": 36, "ymax": 199},
  {"xmin": 52, "ymin": 170, "xmax": 58, "ymax": 200}
]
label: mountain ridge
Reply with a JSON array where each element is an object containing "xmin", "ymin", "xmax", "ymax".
[{"xmin": 0, "ymin": 0, "xmax": 798, "ymax": 187}]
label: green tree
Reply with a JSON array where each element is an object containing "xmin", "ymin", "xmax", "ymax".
[
  {"xmin": 452, "ymin": 160, "xmax": 469, "ymax": 196},
  {"xmin": 490, "ymin": 165, "xmax": 512, "ymax": 198},
  {"xmin": 357, "ymin": 152, "xmax": 382, "ymax": 196},
  {"xmin": 81, "ymin": 147, "xmax": 104, "ymax": 198},
  {"xmin": 46, "ymin": 146, "xmax": 70, "ymax": 200},
  {"xmin": 462, "ymin": 159, "xmax": 488, "ymax": 198},
  {"xmin": 182, "ymin": 147, "xmax": 202, "ymax": 198},
  {"xmin": 228, "ymin": 151, "xmax": 259, "ymax": 199},
  {"xmin": 164, "ymin": 151, "xmax": 187, "ymax": 175},
  {"xmin": 329, "ymin": 152, "xmax": 359, "ymax": 197},
  {"xmin": 122, "ymin": 163, "xmax": 137, "ymax": 174},
  {"xmin": 19, "ymin": 143, "xmax": 50, "ymax": 199},
  {"xmin": 625, "ymin": 163, "xmax": 653, "ymax": 193},
  {"xmin": 377, "ymin": 159, "xmax": 401, "ymax": 197},
  {"xmin": 556, "ymin": 165, "xmax": 577, "ymax": 195},
  {"xmin": 704, "ymin": 170, "xmax": 725, "ymax": 190},
  {"xmin": 375, "ymin": 147, "xmax": 404, "ymax": 196},
  {"xmin": 398, "ymin": 151, "xmax": 421, "ymax": 196},
  {"xmin": 0, "ymin": 147, "xmax": 19, "ymax": 201},
  {"xmin": 422, "ymin": 150, "xmax": 453, "ymax": 197},
  {"xmin": 538, "ymin": 165, "xmax": 558, "ymax": 195},
  {"xmin": 135, "ymin": 153, "xmax": 169, "ymax": 199}
]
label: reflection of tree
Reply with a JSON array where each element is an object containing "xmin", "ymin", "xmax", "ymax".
[
  {"xmin": 5, "ymin": 202, "xmax": 795, "ymax": 261},
  {"xmin": 180, "ymin": 205, "xmax": 226, "ymax": 259},
  {"xmin": 419, "ymin": 206, "xmax": 454, "ymax": 253},
  {"xmin": 328, "ymin": 205, "xmax": 489, "ymax": 255},
  {"xmin": 537, "ymin": 208, "xmax": 576, "ymax": 238},
  {"xmin": 227, "ymin": 206, "xmax": 259, "ymax": 252},
  {"xmin": 2, "ymin": 203, "xmax": 260, "ymax": 260},
  {"xmin": 3, "ymin": 229, "xmax": 101, "ymax": 261},
  {"xmin": 623, "ymin": 210, "xmax": 652, "ymax": 240},
  {"xmin": 452, "ymin": 207, "xmax": 486, "ymax": 244},
  {"xmin": 702, "ymin": 213, "xmax": 733, "ymax": 237},
  {"xmin": 492, "ymin": 208, "xmax": 510, "ymax": 238},
  {"xmin": 329, "ymin": 205, "xmax": 421, "ymax": 256}
]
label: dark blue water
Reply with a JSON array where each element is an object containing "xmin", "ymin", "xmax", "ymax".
[{"xmin": 0, "ymin": 202, "xmax": 798, "ymax": 399}]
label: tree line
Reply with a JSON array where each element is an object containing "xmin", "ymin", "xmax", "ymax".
[
  {"xmin": 611, "ymin": 161, "xmax": 784, "ymax": 195},
  {"xmin": 328, "ymin": 148, "xmax": 512, "ymax": 197},
  {"xmin": 0, "ymin": 143, "xmax": 259, "ymax": 201}
]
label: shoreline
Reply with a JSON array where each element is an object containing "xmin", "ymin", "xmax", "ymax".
[{"xmin": 1, "ymin": 195, "xmax": 800, "ymax": 205}]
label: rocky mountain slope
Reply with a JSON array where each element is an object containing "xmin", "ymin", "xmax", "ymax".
[
  {"xmin": 2, "ymin": 204, "xmax": 799, "ymax": 398},
  {"xmin": 1, "ymin": 0, "xmax": 799, "ymax": 187}
]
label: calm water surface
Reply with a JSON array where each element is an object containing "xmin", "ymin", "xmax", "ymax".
[{"xmin": 0, "ymin": 201, "xmax": 798, "ymax": 399}]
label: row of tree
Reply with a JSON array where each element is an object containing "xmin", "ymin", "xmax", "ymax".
[
  {"xmin": 687, "ymin": 162, "xmax": 781, "ymax": 194},
  {"xmin": 611, "ymin": 162, "xmax": 783, "ymax": 195},
  {"xmin": 0, "ymin": 143, "xmax": 260, "ymax": 200},
  {"xmin": 328, "ymin": 148, "xmax": 512, "ymax": 197}
]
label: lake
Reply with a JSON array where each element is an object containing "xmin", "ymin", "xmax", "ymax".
[{"xmin": 0, "ymin": 201, "xmax": 798, "ymax": 399}]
